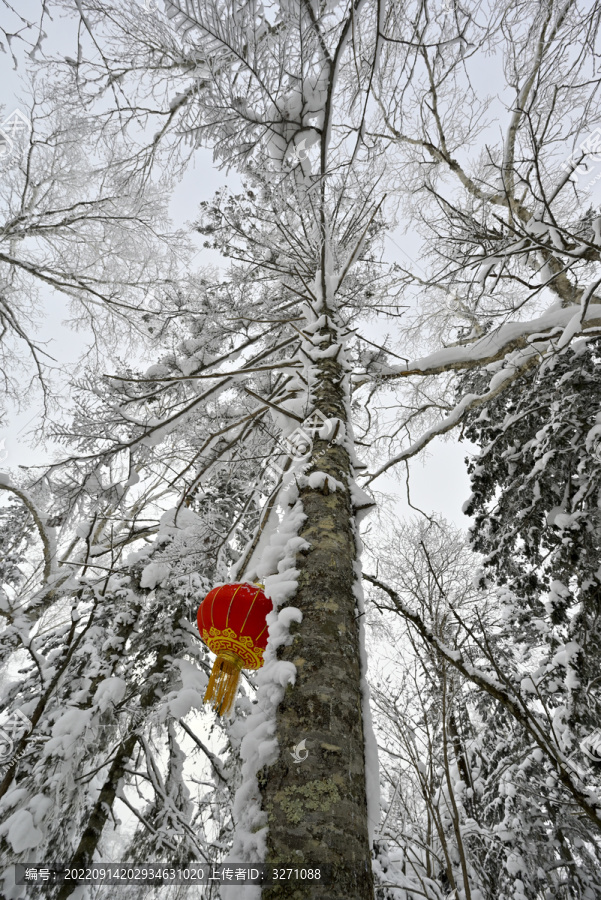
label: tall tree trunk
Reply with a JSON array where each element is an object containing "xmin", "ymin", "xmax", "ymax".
[{"xmin": 259, "ymin": 319, "xmax": 375, "ymax": 900}]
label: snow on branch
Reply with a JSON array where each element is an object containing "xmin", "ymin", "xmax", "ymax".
[
  {"xmin": 365, "ymin": 345, "xmax": 542, "ymax": 484},
  {"xmin": 366, "ymin": 304, "xmax": 601, "ymax": 383},
  {"xmin": 0, "ymin": 481, "xmax": 53, "ymax": 583},
  {"xmin": 364, "ymin": 572, "xmax": 601, "ymax": 830}
]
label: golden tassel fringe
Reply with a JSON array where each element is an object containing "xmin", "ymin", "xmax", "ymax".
[{"xmin": 204, "ymin": 651, "xmax": 243, "ymax": 717}]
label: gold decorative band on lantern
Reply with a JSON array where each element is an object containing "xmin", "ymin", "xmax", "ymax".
[
  {"xmin": 197, "ymin": 582, "xmax": 272, "ymax": 717},
  {"xmin": 201, "ymin": 626, "xmax": 265, "ymax": 670},
  {"xmin": 204, "ymin": 650, "xmax": 244, "ymax": 717}
]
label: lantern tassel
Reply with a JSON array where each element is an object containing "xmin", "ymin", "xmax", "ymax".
[{"xmin": 204, "ymin": 651, "xmax": 243, "ymax": 717}]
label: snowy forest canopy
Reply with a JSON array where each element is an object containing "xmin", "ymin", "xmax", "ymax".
[{"xmin": 1, "ymin": 1, "xmax": 601, "ymax": 899}]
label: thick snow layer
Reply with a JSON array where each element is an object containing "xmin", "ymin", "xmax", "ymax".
[
  {"xmin": 0, "ymin": 809, "xmax": 43, "ymax": 851},
  {"xmin": 350, "ymin": 481, "xmax": 376, "ymax": 524},
  {"xmin": 140, "ymin": 562, "xmax": 171, "ymax": 589},
  {"xmin": 145, "ymin": 364, "xmax": 171, "ymax": 378},
  {"xmin": 124, "ymin": 542, "xmax": 154, "ymax": 568},
  {"xmin": 388, "ymin": 304, "xmax": 601, "ymax": 377},
  {"xmin": 164, "ymin": 688, "xmax": 206, "ymax": 719},
  {"xmin": 302, "ymin": 314, "xmax": 329, "ymax": 334},
  {"xmin": 28, "ymin": 793, "xmax": 53, "ymax": 825},
  {"xmin": 251, "ymin": 509, "xmax": 309, "ymax": 587},
  {"xmin": 140, "ymin": 422, "xmax": 173, "ymax": 448},
  {"xmin": 158, "ymin": 660, "xmax": 209, "ymax": 721},
  {"xmin": 552, "ymin": 641, "xmax": 581, "ymax": 668},
  {"xmin": 297, "ymin": 471, "xmax": 345, "ymax": 493},
  {"xmin": 0, "ymin": 788, "xmax": 29, "ymax": 812},
  {"xmin": 74, "ymin": 520, "xmax": 93, "ymax": 539},
  {"xmin": 304, "ymin": 342, "xmax": 341, "ymax": 360},
  {"xmin": 222, "ymin": 503, "xmax": 306, "ymax": 899},
  {"xmin": 544, "ymin": 580, "xmax": 571, "ymax": 616},
  {"xmin": 160, "ymin": 506, "xmax": 203, "ymax": 528},
  {"xmin": 176, "ymin": 658, "xmax": 209, "ymax": 692},
  {"xmin": 558, "ymin": 311, "xmax": 585, "ymax": 349},
  {"xmin": 44, "ymin": 708, "xmax": 92, "ymax": 757},
  {"xmin": 93, "ymin": 676, "xmax": 127, "ymax": 712}
]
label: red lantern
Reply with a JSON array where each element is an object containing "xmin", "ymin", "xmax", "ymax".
[{"xmin": 197, "ymin": 582, "xmax": 272, "ymax": 716}]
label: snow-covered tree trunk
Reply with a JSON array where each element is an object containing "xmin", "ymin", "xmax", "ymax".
[
  {"xmin": 54, "ymin": 732, "xmax": 139, "ymax": 900},
  {"xmin": 258, "ymin": 318, "xmax": 374, "ymax": 899}
]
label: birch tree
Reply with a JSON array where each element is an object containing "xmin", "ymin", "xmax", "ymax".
[
  {"xmin": 46, "ymin": 1, "xmax": 427, "ymax": 895},
  {"xmin": 38, "ymin": 0, "xmax": 601, "ymax": 891},
  {"xmin": 367, "ymin": 518, "xmax": 601, "ymax": 899},
  {"xmin": 3, "ymin": 0, "xmax": 601, "ymax": 897}
]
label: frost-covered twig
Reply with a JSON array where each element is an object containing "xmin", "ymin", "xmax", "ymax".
[
  {"xmin": 365, "ymin": 572, "xmax": 601, "ymax": 830},
  {"xmin": 0, "ymin": 482, "xmax": 53, "ymax": 582}
]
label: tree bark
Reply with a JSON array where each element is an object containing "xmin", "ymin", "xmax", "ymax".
[
  {"xmin": 54, "ymin": 731, "xmax": 140, "ymax": 900},
  {"xmin": 55, "ymin": 591, "xmax": 189, "ymax": 898},
  {"xmin": 259, "ymin": 319, "xmax": 374, "ymax": 900}
]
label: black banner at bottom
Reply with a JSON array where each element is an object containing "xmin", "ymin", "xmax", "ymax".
[{"xmin": 16, "ymin": 863, "xmax": 333, "ymax": 886}]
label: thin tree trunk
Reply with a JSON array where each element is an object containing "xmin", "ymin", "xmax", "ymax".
[
  {"xmin": 55, "ymin": 591, "xmax": 187, "ymax": 898},
  {"xmin": 0, "ymin": 609, "xmax": 89, "ymax": 801},
  {"xmin": 55, "ymin": 731, "xmax": 139, "ymax": 900},
  {"xmin": 259, "ymin": 319, "xmax": 374, "ymax": 900},
  {"xmin": 441, "ymin": 678, "xmax": 472, "ymax": 900}
]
